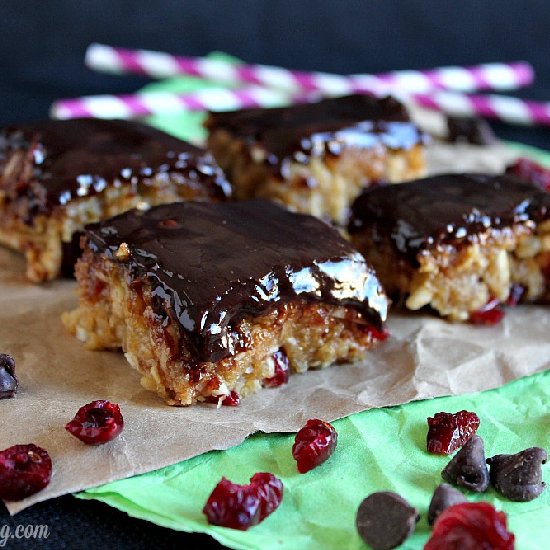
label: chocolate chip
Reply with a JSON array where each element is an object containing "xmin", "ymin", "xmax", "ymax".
[
  {"xmin": 0, "ymin": 354, "xmax": 18, "ymax": 399},
  {"xmin": 428, "ymin": 483, "xmax": 467, "ymax": 526},
  {"xmin": 487, "ymin": 447, "xmax": 547, "ymax": 501},
  {"xmin": 447, "ymin": 116, "xmax": 496, "ymax": 145},
  {"xmin": 356, "ymin": 491, "xmax": 419, "ymax": 550},
  {"xmin": 441, "ymin": 435, "xmax": 490, "ymax": 492}
]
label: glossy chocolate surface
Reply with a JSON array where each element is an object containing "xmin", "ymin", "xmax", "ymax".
[
  {"xmin": 349, "ymin": 173, "xmax": 550, "ymax": 263},
  {"xmin": 206, "ymin": 94, "xmax": 425, "ymax": 174},
  {"xmin": 85, "ymin": 200, "xmax": 388, "ymax": 362},
  {"xmin": 0, "ymin": 118, "xmax": 230, "ymax": 219}
]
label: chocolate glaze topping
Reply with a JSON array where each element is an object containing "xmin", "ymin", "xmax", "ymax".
[
  {"xmin": 0, "ymin": 118, "xmax": 231, "ymax": 220},
  {"xmin": 349, "ymin": 173, "xmax": 550, "ymax": 263},
  {"xmin": 206, "ymin": 95, "xmax": 425, "ymax": 175},
  {"xmin": 85, "ymin": 200, "xmax": 388, "ymax": 363}
]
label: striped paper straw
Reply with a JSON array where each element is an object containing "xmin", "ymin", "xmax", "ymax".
[
  {"xmin": 411, "ymin": 91, "xmax": 550, "ymax": 126},
  {"xmin": 50, "ymin": 86, "xmax": 301, "ymax": 119},
  {"xmin": 50, "ymin": 88, "xmax": 550, "ymax": 128},
  {"xmin": 85, "ymin": 43, "xmax": 534, "ymax": 96}
]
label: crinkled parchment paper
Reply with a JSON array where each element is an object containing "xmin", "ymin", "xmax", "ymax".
[{"xmin": 2, "ymin": 139, "xmax": 548, "ymax": 515}]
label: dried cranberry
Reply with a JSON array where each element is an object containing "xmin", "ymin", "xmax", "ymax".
[
  {"xmin": 65, "ymin": 400, "xmax": 124, "ymax": 445},
  {"xmin": 203, "ymin": 472, "xmax": 283, "ymax": 530},
  {"xmin": 220, "ymin": 391, "xmax": 240, "ymax": 406},
  {"xmin": 292, "ymin": 419, "xmax": 338, "ymax": 473},
  {"xmin": 425, "ymin": 502, "xmax": 514, "ymax": 550},
  {"xmin": 203, "ymin": 478, "xmax": 260, "ymax": 529},
  {"xmin": 469, "ymin": 297, "xmax": 505, "ymax": 325},
  {"xmin": 0, "ymin": 444, "xmax": 52, "ymax": 501},
  {"xmin": 427, "ymin": 411, "xmax": 480, "ymax": 455},
  {"xmin": 263, "ymin": 349, "xmax": 290, "ymax": 387},
  {"xmin": 157, "ymin": 219, "xmax": 181, "ymax": 229},
  {"xmin": 249, "ymin": 472, "xmax": 284, "ymax": 520},
  {"xmin": 206, "ymin": 390, "xmax": 240, "ymax": 407},
  {"xmin": 506, "ymin": 157, "xmax": 550, "ymax": 191},
  {"xmin": 366, "ymin": 325, "xmax": 390, "ymax": 341},
  {"xmin": 347, "ymin": 311, "xmax": 389, "ymax": 341}
]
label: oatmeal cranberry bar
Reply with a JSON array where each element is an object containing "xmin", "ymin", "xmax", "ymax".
[
  {"xmin": 205, "ymin": 94, "xmax": 426, "ymax": 225},
  {"xmin": 63, "ymin": 200, "xmax": 388, "ymax": 405},
  {"xmin": 349, "ymin": 173, "xmax": 550, "ymax": 321},
  {"xmin": 0, "ymin": 118, "xmax": 230, "ymax": 281}
]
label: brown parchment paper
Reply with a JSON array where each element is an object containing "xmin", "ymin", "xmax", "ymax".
[{"xmin": 2, "ymin": 138, "xmax": 548, "ymax": 515}]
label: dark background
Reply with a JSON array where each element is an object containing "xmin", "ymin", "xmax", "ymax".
[
  {"xmin": 1, "ymin": 0, "xmax": 550, "ymax": 148},
  {"xmin": 1, "ymin": 1, "xmax": 549, "ymax": 548}
]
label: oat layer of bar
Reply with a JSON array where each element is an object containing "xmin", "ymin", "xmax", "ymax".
[
  {"xmin": 63, "ymin": 200, "xmax": 388, "ymax": 405},
  {"xmin": 0, "ymin": 118, "xmax": 231, "ymax": 281},
  {"xmin": 349, "ymin": 173, "xmax": 550, "ymax": 321},
  {"xmin": 205, "ymin": 94, "xmax": 426, "ymax": 225}
]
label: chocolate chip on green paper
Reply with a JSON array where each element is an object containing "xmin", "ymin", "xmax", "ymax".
[
  {"xmin": 487, "ymin": 447, "xmax": 547, "ymax": 502},
  {"xmin": 427, "ymin": 483, "xmax": 467, "ymax": 526},
  {"xmin": 0, "ymin": 353, "xmax": 18, "ymax": 399},
  {"xmin": 441, "ymin": 435, "xmax": 490, "ymax": 492},
  {"xmin": 356, "ymin": 491, "xmax": 419, "ymax": 550}
]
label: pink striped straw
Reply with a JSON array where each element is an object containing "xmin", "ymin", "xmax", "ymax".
[
  {"xmin": 50, "ymin": 86, "xmax": 301, "ymax": 119},
  {"xmin": 50, "ymin": 88, "xmax": 550, "ymax": 128},
  {"xmin": 85, "ymin": 43, "xmax": 534, "ymax": 96},
  {"xmin": 410, "ymin": 91, "xmax": 550, "ymax": 126}
]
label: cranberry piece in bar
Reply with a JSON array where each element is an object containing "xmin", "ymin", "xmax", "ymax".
[
  {"xmin": 263, "ymin": 349, "xmax": 290, "ymax": 388},
  {"xmin": 0, "ymin": 353, "xmax": 18, "ymax": 399},
  {"xmin": 427, "ymin": 411, "xmax": 480, "ymax": 455},
  {"xmin": 0, "ymin": 444, "xmax": 52, "ymax": 501},
  {"xmin": 292, "ymin": 419, "xmax": 338, "ymax": 473},
  {"xmin": 65, "ymin": 400, "xmax": 124, "ymax": 445},
  {"xmin": 203, "ymin": 473, "xmax": 283, "ymax": 530},
  {"xmin": 470, "ymin": 283, "xmax": 525, "ymax": 325},
  {"xmin": 469, "ymin": 298, "xmax": 505, "ymax": 325},
  {"xmin": 366, "ymin": 326, "xmax": 390, "ymax": 341},
  {"xmin": 220, "ymin": 391, "xmax": 240, "ymax": 406},
  {"xmin": 425, "ymin": 502, "xmax": 514, "ymax": 550},
  {"xmin": 506, "ymin": 157, "xmax": 550, "ymax": 191},
  {"xmin": 206, "ymin": 390, "xmax": 241, "ymax": 407}
]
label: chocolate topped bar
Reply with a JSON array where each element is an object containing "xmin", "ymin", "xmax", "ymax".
[
  {"xmin": 0, "ymin": 118, "xmax": 230, "ymax": 220},
  {"xmin": 206, "ymin": 94, "xmax": 424, "ymax": 173},
  {"xmin": 206, "ymin": 94, "xmax": 426, "ymax": 225},
  {"xmin": 349, "ymin": 173, "xmax": 550, "ymax": 263},
  {"xmin": 349, "ymin": 172, "xmax": 550, "ymax": 322},
  {"xmin": 0, "ymin": 118, "xmax": 231, "ymax": 281},
  {"xmin": 84, "ymin": 200, "xmax": 387, "ymax": 362}
]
